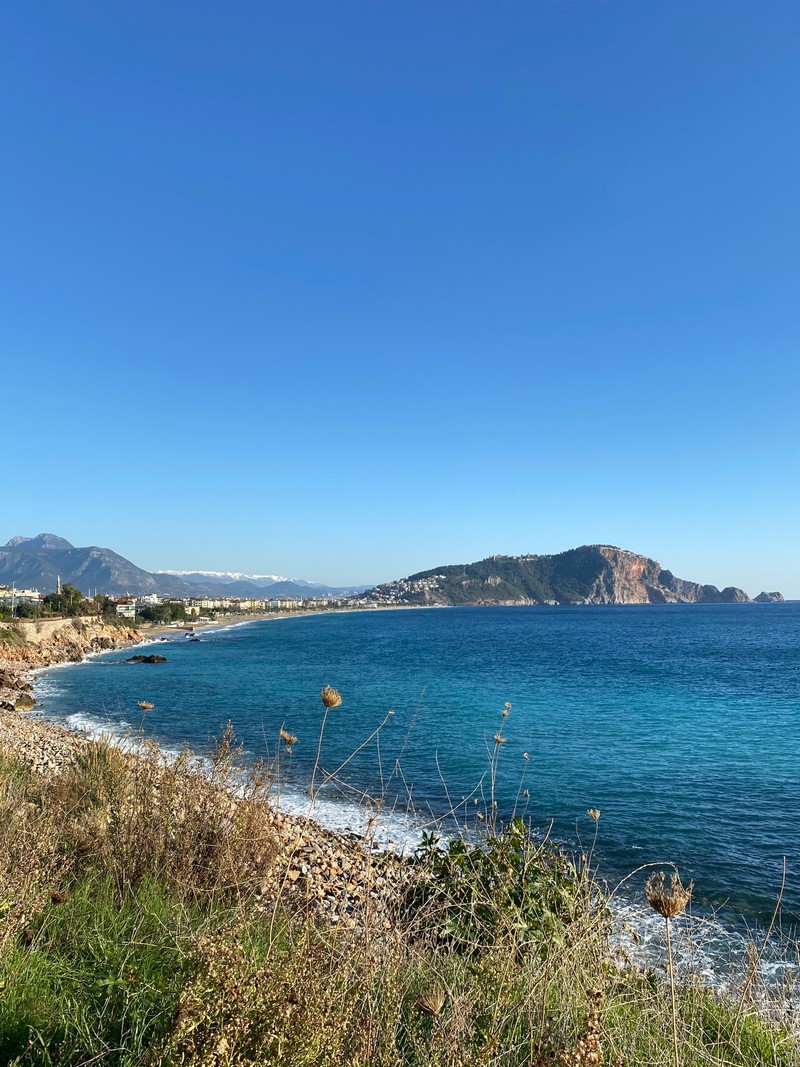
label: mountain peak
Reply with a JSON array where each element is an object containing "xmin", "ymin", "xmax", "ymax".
[{"xmin": 4, "ymin": 533, "xmax": 75, "ymax": 550}]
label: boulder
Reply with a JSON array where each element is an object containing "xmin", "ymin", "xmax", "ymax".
[
  {"xmin": 15, "ymin": 693, "xmax": 36, "ymax": 711},
  {"xmin": 123, "ymin": 654, "xmax": 168, "ymax": 664}
]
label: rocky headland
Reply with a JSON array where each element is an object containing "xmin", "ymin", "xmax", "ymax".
[{"xmin": 362, "ymin": 545, "xmax": 783, "ymax": 607}]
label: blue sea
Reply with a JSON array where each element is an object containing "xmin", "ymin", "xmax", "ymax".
[{"xmin": 34, "ymin": 603, "xmax": 800, "ymax": 988}]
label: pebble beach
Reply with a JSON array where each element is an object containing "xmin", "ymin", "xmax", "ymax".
[{"xmin": 0, "ymin": 616, "xmax": 410, "ymax": 928}]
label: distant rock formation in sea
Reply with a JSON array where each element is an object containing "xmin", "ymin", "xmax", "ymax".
[
  {"xmin": 753, "ymin": 591, "xmax": 784, "ymax": 603},
  {"xmin": 361, "ymin": 545, "xmax": 779, "ymax": 607}
]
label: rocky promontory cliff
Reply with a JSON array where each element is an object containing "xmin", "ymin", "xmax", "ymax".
[
  {"xmin": 753, "ymin": 591, "xmax": 785, "ymax": 603},
  {"xmin": 0, "ymin": 616, "xmax": 141, "ymax": 711},
  {"xmin": 362, "ymin": 545, "xmax": 777, "ymax": 607}
]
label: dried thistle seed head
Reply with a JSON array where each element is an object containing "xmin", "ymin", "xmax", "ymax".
[
  {"xmin": 587, "ymin": 808, "xmax": 601, "ymax": 821},
  {"xmin": 416, "ymin": 982, "xmax": 446, "ymax": 1016},
  {"xmin": 504, "ymin": 701, "xmax": 512, "ymax": 711},
  {"xmin": 280, "ymin": 728, "xmax": 298, "ymax": 746},
  {"xmin": 138, "ymin": 701, "xmax": 154, "ymax": 710},
  {"xmin": 523, "ymin": 789, "xmax": 530, "ymax": 797},
  {"xmin": 494, "ymin": 733, "xmax": 507, "ymax": 744},
  {"xmin": 523, "ymin": 752, "xmax": 529, "ymax": 760},
  {"xmin": 645, "ymin": 870, "xmax": 694, "ymax": 919},
  {"xmin": 320, "ymin": 685, "xmax": 343, "ymax": 709}
]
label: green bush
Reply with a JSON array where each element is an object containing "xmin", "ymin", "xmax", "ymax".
[{"xmin": 406, "ymin": 819, "xmax": 597, "ymax": 956}]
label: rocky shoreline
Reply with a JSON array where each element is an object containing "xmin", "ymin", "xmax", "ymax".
[
  {"xmin": 0, "ymin": 617, "xmax": 410, "ymax": 927},
  {"xmin": 0, "ymin": 616, "xmax": 141, "ymax": 712}
]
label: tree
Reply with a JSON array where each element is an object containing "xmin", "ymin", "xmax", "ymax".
[{"xmin": 43, "ymin": 583, "xmax": 84, "ymax": 617}]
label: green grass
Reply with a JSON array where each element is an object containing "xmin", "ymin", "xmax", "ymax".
[
  {"xmin": 0, "ymin": 876, "xmax": 204, "ymax": 1066},
  {"xmin": 0, "ymin": 627, "xmax": 25, "ymax": 647}
]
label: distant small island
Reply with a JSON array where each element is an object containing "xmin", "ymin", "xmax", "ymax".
[{"xmin": 360, "ymin": 545, "xmax": 785, "ymax": 607}]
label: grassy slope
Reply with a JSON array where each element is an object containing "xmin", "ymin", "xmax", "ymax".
[{"xmin": 0, "ymin": 737, "xmax": 796, "ymax": 1066}]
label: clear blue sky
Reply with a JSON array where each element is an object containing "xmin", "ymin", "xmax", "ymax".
[{"xmin": 2, "ymin": 1, "xmax": 798, "ymax": 594}]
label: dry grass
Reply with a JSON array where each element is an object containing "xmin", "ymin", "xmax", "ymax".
[{"xmin": 0, "ymin": 721, "xmax": 797, "ymax": 1066}]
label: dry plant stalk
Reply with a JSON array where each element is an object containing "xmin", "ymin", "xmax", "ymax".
[
  {"xmin": 321, "ymin": 685, "xmax": 343, "ymax": 709},
  {"xmin": 416, "ymin": 982, "xmax": 446, "ymax": 1016},
  {"xmin": 311, "ymin": 686, "xmax": 343, "ymax": 801},
  {"xmin": 645, "ymin": 870, "xmax": 693, "ymax": 1067}
]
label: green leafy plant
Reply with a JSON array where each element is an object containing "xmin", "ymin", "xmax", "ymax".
[{"xmin": 407, "ymin": 819, "xmax": 596, "ymax": 957}]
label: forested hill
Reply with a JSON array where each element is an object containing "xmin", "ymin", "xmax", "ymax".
[{"xmin": 360, "ymin": 545, "xmax": 774, "ymax": 606}]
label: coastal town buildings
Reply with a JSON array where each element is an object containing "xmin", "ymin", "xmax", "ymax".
[
  {"xmin": 0, "ymin": 583, "xmax": 350, "ymax": 622},
  {"xmin": 0, "ymin": 585, "xmax": 43, "ymax": 604}
]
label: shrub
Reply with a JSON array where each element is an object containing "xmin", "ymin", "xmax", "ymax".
[{"xmin": 405, "ymin": 819, "xmax": 601, "ymax": 958}]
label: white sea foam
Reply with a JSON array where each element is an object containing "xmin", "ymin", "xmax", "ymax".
[
  {"xmin": 64, "ymin": 711, "xmax": 134, "ymax": 736},
  {"xmin": 609, "ymin": 896, "xmax": 800, "ymax": 1025},
  {"xmin": 270, "ymin": 782, "xmax": 438, "ymax": 855}
]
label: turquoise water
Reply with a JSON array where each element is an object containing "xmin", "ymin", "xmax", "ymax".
[{"xmin": 35, "ymin": 604, "xmax": 799, "ymax": 931}]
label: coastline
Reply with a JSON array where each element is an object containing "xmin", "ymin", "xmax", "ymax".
[
  {"xmin": 0, "ymin": 617, "xmax": 410, "ymax": 927},
  {"xmin": 3, "ymin": 611, "xmax": 799, "ymax": 1020},
  {"xmin": 137, "ymin": 602, "xmax": 421, "ymax": 641}
]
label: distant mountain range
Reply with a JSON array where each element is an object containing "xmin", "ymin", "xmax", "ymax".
[
  {"xmin": 2, "ymin": 536, "xmax": 783, "ymax": 606},
  {"xmin": 360, "ymin": 545, "xmax": 784, "ymax": 606},
  {"xmin": 0, "ymin": 535, "xmax": 368, "ymax": 599},
  {"xmin": 153, "ymin": 570, "xmax": 366, "ymax": 599}
]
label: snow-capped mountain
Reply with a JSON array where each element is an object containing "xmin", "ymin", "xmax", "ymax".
[{"xmin": 155, "ymin": 570, "xmax": 288, "ymax": 586}]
